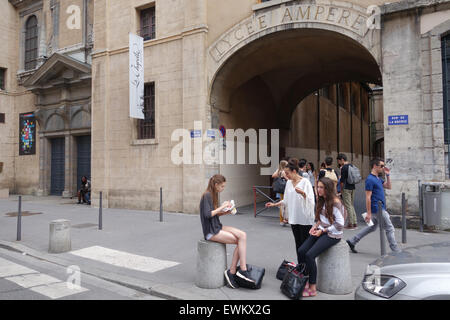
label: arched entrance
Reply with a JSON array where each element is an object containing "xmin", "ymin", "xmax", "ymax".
[{"xmin": 207, "ymin": 3, "xmax": 383, "ymax": 207}]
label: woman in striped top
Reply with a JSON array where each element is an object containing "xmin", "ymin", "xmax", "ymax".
[{"xmin": 297, "ymin": 177, "xmax": 346, "ymax": 297}]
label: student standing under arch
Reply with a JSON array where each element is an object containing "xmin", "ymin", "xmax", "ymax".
[{"xmin": 266, "ymin": 159, "xmax": 315, "ymax": 263}]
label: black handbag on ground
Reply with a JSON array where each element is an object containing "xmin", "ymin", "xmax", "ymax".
[
  {"xmin": 272, "ymin": 177, "xmax": 287, "ymax": 194},
  {"xmin": 236, "ymin": 264, "xmax": 265, "ymax": 289},
  {"xmin": 280, "ymin": 264, "xmax": 309, "ymax": 300},
  {"xmin": 276, "ymin": 260, "xmax": 297, "ymax": 281}
]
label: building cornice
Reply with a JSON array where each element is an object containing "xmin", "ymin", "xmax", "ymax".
[
  {"xmin": 381, "ymin": 0, "xmax": 450, "ymax": 16},
  {"xmin": 92, "ymin": 25, "xmax": 208, "ymax": 59},
  {"xmin": 8, "ymin": 0, "xmax": 41, "ymax": 9}
]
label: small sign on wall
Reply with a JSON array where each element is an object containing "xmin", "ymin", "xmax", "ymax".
[
  {"xmin": 190, "ymin": 130, "xmax": 202, "ymax": 139},
  {"xmin": 388, "ymin": 115, "xmax": 409, "ymax": 126}
]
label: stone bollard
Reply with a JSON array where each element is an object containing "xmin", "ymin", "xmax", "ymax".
[
  {"xmin": 49, "ymin": 220, "xmax": 71, "ymax": 254},
  {"xmin": 195, "ymin": 239, "xmax": 227, "ymax": 289},
  {"xmin": 316, "ymin": 239, "xmax": 352, "ymax": 295}
]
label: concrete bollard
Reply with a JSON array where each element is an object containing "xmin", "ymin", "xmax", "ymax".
[
  {"xmin": 195, "ymin": 239, "xmax": 227, "ymax": 289},
  {"xmin": 316, "ymin": 239, "xmax": 353, "ymax": 295},
  {"xmin": 49, "ymin": 220, "xmax": 71, "ymax": 254}
]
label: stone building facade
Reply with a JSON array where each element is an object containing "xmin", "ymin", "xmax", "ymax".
[
  {"xmin": 1, "ymin": 0, "xmax": 93, "ymax": 200},
  {"xmin": 1, "ymin": 0, "xmax": 450, "ymax": 227}
]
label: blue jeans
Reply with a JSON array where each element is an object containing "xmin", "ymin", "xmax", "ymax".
[
  {"xmin": 298, "ymin": 234, "xmax": 340, "ymax": 285},
  {"xmin": 83, "ymin": 191, "xmax": 90, "ymax": 203},
  {"xmin": 349, "ymin": 210, "xmax": 400, "ymax": 252}
]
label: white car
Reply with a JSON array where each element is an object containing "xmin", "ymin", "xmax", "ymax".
[{"xmin": 355, "ymin": 242, "xmax": 450, "ymax": 300}]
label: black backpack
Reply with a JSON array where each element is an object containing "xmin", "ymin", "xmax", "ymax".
[{"xmin": 272, "ymin": 177, "xmax": 287, "ymax": 194}]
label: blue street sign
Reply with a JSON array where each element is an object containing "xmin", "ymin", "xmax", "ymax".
[
  {"xmin": 206, "ymin": 129, "xmax": 216, "ymax": 139},
  {"xmin": 190, "ymin": 130, "xmax": 202, "ymax": 138},
  {"xmin": 388, "ymin": 115, "xmax": 409, "ymax": 125}
]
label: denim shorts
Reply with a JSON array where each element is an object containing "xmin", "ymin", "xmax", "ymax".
[{"xmin": 206, "ymin": 233, "xmax": 214, "ymax": 241}]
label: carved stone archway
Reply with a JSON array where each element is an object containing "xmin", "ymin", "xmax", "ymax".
[{"xmin": 207, "ymin": 1, "xmax": 382, "ymax": 128}]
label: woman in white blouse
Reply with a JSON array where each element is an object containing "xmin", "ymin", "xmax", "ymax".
[
  {"xmin": 298, "ymin": 177, "xmax": 346, "ymax": 297},
  {"xmin": 266, "ymin": 159, "xmax": 315, "ymax": 263}
]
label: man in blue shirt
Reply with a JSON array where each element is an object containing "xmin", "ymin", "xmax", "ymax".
[{"xmin": 346, "ymin": 158, "xmax": 401, "ymax": 253}]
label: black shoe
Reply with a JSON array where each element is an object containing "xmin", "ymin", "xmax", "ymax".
[
  {"xmin": 346, "ymin": 240, "xmax": 358, "ymax": 254},
  {"xmin": 77, "ymin": 201, "xmax": 82, "ymax": 204},
  {"xmin": 224, "ymin": 270, "xmax": 239, "ymax": 289},
  {"xmin": 236, "ymin": 269, "xmax": 255, "ymax": 284}
]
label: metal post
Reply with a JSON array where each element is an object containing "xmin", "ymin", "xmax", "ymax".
[
  {"xmin": 17, "ymin": 196, "xmax": 22, "ymax": 241},
  {"xmin": 160, "ymin": 187, "xmax": 163, "ymax": 222},
  {"xmin": 419, "ymin": 180, "xmax": 424, "ymax": 232},
  {"xmin": 402, "ymin": 193, "xmax": 407, "ymax": 244},
  {"xmin": 253, "ymin": 187, "xmax": 257, "ymax": 218},
  {"xmin": 99, "ymin": 191, "xmax": 103, "ymax": 230},
  {"xmin": 378, "ymin": 201, "xmax": 386, "ymax": 256}
]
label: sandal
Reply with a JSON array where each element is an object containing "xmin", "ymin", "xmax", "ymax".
[{"xmin": 302, "ymin": 289, "xmax": 317, "ymax": 297}]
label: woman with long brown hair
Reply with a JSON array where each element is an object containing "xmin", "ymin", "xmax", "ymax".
[
  {"xmin": 297, "ymin": 177, "xmax": 345, "ymax": 297},
  {"xmin": 199, "ymin": 174, "xmax": 254, "ymax": 289}
]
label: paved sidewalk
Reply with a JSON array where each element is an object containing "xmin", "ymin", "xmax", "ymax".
[{"xmin": 1, "ymin": 195, "xmax": 449, "ymax": 300}]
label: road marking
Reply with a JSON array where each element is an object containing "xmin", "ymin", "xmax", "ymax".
[
  {"xmin": 30, "ymin": 282, "xmax": 88, "ymax": 299},
  {"xmin": 0, "ymin": 257, "xmax": 88, "ymax": 299},
  {"xmin": 70, "ymin": 246, "xmax": 180, "ymax": 273},
  {"xmin": 6, "ymin": 273, "xmax": 61, "ymax": 288},
  {"xmin": 0, "ymin": 257, "xmax": 37, "ymax": 278}
]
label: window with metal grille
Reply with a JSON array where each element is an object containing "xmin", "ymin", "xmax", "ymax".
[
  {"xmin": 0, "ymin": 68, "xmax": 5, "ymax": 90},
  {"xmin": 137, "ymin": 83, "xmax": 155, "ymax": 139},
  {"xmin": 442, "ymin": 34, "xmax": 450, "ymax": 144},
  {"xmin": 140, "ymin": 7, "xmax": 155, "ymax": 41},
  {"xmin": 25, "ymin": 15, "xmax": 38, "ymax": 71}
]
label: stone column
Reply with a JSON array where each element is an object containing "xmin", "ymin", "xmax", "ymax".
[
  {"xmin": 91, "ymin": 0, "xmax": 110, "ymax": 208},
  {"xmin": 62, "ymin": 134, "xmax": 75, "ymax": 198},
  {"xmin": 182, "ymin": 0, "xmax": 209, "ymax": 213},
  {"xmin": 37, "ymin": 135, "xmax": 50, "ymax": 196},
  {"xmin": 381, "ymin": 12, "xmax": 423, "ymax": 216}
]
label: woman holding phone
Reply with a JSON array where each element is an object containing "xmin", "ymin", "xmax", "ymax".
[{"xmin": 266, "ymin": 159, "xmax": 315, "ymax": 263}]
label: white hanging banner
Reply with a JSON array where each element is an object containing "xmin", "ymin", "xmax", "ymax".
[{"xmin": 129, "ymin": 33, "xmax": 145, "ymax": 119}]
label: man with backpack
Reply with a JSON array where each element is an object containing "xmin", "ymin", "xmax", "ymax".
[
  {"xmin": 337, "ymin": 153, "xmax": 361, "ymax": 229},
  {"xmin": 318, "ymin": 156, "xmax": 339, "ymax": 191}
]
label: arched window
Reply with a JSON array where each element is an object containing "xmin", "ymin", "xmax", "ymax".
[{"xmin": 25, "ymin": 16, "xmax": 38, "ymax": 71}]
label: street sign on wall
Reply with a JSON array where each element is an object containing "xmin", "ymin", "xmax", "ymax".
[{"xmin": 388, "ymin": 115, "xmax": 409, "ymax": 126}]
